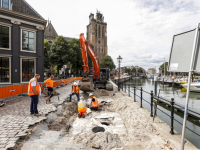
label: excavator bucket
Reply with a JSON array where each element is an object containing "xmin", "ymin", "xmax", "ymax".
[{"xmin": 79, "ymin": 77, "xmax": 94, "ymax": 92}]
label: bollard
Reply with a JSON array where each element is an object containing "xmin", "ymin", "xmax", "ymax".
[
  {"xmin": 134, "ymin": 87, "xmax": 136, "ymax": 102},
  {"xmin": 150, "ymin": 91, "xmax": 153, "ymax": 117},
  {"xmin": 170, "ymin": 98, "xmax": 175, "ymax": 134},
  {"xmin": 140, "ymin": 87, "xmax": 143, "ymax": 108}
]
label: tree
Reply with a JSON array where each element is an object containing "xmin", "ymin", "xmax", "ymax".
[
  {"xmin": 131, "ymin": 67, "xmax": 136, "ymax": 73},
  {"xmin": 49, "ymin": 36, "xmax": 76, "ymax": 74},
  {"xmin": 68, "ymin": 38, "xmax": 83, "ymax": 76},
  {"xmin": 138, "ymin": 67, "xmax": 143, "ymax": 73},
  {"xmin": 125, "ymin": 68, "xmax": 131, "ymax": 74},
  {"xmin": 44, "ymin": 39, "xmax": 51, "ymax": 69},
  {"xmin": 159, "ymin": 62, "xmax": 168, "ymax": 73},
  {"xmin": 99, "ymin": 55, "xmax": 116, "ymax": 70}
]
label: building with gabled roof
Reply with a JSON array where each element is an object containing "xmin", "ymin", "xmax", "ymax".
[{"xmin": 0, "ymin": 0, "xmax": 47, "ymax": 85}]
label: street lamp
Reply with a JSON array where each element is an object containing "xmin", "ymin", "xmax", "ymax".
[{"xmin": 117, "ymin": 55, "xmax": 123, "ymax": 91}]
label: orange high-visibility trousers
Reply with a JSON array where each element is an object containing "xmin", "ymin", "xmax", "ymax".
[{"xmin": 78, "ymin": 107, "xmax": 87, "ymax": 116}]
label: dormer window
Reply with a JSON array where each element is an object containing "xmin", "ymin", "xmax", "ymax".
[{"xmin": 2, "ymin": 0, "xmax": 10, "ymax": 9}]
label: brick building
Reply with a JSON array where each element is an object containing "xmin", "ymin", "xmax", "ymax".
[
  {"xmin": 0, "ymin": 0, "xmax": 46, "ymax": 85},
  {"xmin": 86, "ymin": 11, "xmax": 108, "ymax": 61}
]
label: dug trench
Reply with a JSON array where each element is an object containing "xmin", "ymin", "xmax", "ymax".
[
  {"xmin": 14, "ymin": 89, "xmax": 198, "ymax": 150},
  {"xmin": 14, "ymin": 89, "xmax": 124, "ymax": 150}
]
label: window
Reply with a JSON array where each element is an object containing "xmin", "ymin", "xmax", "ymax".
[
  {"xmin": 0, "ymin": 57, "xmax": 9, "ymax": 83},
  {"xmin": 102, "ymin": 26, "xmax": 104, "ymax": 37},
  {"xmin": 49, "ymin": 27, "xmax": 51, "ymax": 32},
  {"xmin": 98, "ymin": 25, "xmax": 101, "ymax": 38},
  {"xmin": 2, "ymin": 0, "xmax": 9, "ymax": 9},
  {"xmin": 22, "ymin": 59, "xmax": 35, "ymax": 82},
  {"xmin": 0, "ymin": 25, "xmax": 9, "ymax": 48},
  {"xmin": 22, "ymin": 30, "xmax": 35, "ymax": 51}
]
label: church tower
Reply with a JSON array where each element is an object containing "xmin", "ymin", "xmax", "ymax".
[
  {"xmin": 44, "ymin": 20, "xmax": 58, "ymax": 43},
  {"xmin": 86, "ymin": 11, "xmax": 108, "ymax": 61}
]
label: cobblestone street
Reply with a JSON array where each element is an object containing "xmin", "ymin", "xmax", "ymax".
[{"xmin": 0, "ymin": 84, "xmax": 72, "ymax": 150}]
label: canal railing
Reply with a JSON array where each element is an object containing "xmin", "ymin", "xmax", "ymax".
[{"xmin": 113, "ymin": 79, "xmax": 200, "ymax": 137}]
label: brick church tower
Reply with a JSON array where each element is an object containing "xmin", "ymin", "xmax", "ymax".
[{"xmin": 86, "ymin": 11, "xmax": 108, "ymax": 61}]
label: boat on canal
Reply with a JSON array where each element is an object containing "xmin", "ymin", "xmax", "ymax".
[{"xmin": 182, "ymin": 82, "xmax": 200, "ymax": 92}]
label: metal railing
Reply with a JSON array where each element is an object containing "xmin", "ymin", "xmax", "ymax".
[{"xmin": 112, "ymin": 79, "xmax": 200, "ymax": 137}]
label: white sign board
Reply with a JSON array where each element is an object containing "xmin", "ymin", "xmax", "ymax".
[{"xmin": 168, "ymin": 29, "xmax": 200, "ymax": 72}]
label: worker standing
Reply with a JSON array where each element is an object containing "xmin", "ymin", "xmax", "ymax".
[
  {"xmin": 78, "ymin": 96, "xmax": 87, "ymax": 118},
  {"xmin": 44, "ymin": 75, "xmax": 54, "ymax": 104},
  {"xmin": 89, "ymin": 93, "xmax": 99, "ymax": 111},
  {"xmin": 28, "ymin": 74, "xmax": 41, "ymax": 116},
  {"xmin": 69, "ymin": 82, "xmax": 82, "ymax": 102}
]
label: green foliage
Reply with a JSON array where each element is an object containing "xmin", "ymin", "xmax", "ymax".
[
  {"xmin": 159, "ymin": 62, "xmax": 168, "ymax": 73},
  {"xmin": 54, "ymin": 66, "xmax": 58, "ymax": 73},
  {"xmin": 125, "ymin": 68, "xmax": 131, "ymax": 74},
  {"xmin": 131, "ymin": 67, "xmax": 136, "ymax": 73},
  {"xmin": 138, "ymin": 67, "xmax": 143, "ymax": 73},
  {"xmin": 68, "ymin": 38, "xmax": 83, "ymax": 75},
  {"xmin": 49, "ymin": 36, "xmax": 76, "ymax": 74},
  {"xmin": 44, "ymin": 39, "xmax": 51, "ymax": 69},
  {"xmin": 99, "ymin": 55, "xmax": 116, "ymax": 70}
]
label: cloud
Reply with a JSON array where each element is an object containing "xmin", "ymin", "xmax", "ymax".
[{"xmin": 26, "ymin": 0, "xmax": 200, "ymax": 71}]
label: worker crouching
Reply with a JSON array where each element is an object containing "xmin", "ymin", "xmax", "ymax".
[
  {"xmin": 78, "ymin": 96, "xmax": 87, "ymax": 118},
  {"xmin": 89, "ymin": 93, "xmax": 99, "ymax": 111}
]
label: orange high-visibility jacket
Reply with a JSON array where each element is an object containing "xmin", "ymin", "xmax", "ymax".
[
  {"xmin": 92, "ymin": 96, "xmax": 99, "ymax": 107},
  {"xmin": 28, "ymin": 78, "xmax": 41, "ymax": 96},
  {"xmin": 72, "ymin": 85, "xmax": 80, "ymax": 94},
  {"xmin": 44, "ymin": 78, "xmax": 53, "ymax": 88}
]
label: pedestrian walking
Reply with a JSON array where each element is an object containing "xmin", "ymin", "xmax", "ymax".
[
  {"xmin": 89, "ymin": 93, "xmax": 99, "ymax": 111},
  {"xmin": 69, "ymin": 82, "xmax": 82, "ymax": 102},
  {"xmin": 28, "ymin": 74, "xmax": 41, "ymax": 116},
  {"xmin": 44, "ymin": 75, "xmax": 54, "ymax": 104},
  {"xmin": 78, "ymin": 96, "xmax": 87, "ymax": 118}
]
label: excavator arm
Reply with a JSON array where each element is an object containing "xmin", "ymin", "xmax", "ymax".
[{"xmin": 80, "ymin": 33, "xmax": 100, "ymax": 79}]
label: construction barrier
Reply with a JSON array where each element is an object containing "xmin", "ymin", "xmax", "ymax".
[{"xmin": 0, "ymin": 77, "xmax": 83, "ymax": 99}]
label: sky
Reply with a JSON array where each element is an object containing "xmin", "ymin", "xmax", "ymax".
[{"xmin": 27, "ymin": 0, "xmax": 200, "ymax": 71}]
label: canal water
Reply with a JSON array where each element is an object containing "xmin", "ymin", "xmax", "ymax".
[{"xmin": 124, "ymin": 78, "xmax": 200, "ymax": 149}]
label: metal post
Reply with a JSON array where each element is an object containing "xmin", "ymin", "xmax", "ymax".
[
  {"xmin": 129, "ymin": 83, "xmax": 130, "ymax": 97},
  {"xmin": 154, "ymin": 76, "xmax": 157, "ymax": 96},
  {"xmin": 181, "ymin": 23, "xmax": 199, "ymax": 150},
  {"xmin": 134, "ymin": 87, "xmax": 136, "ymax": 102},
  {"xmin": 170, "ymin": 98, "xmax": 175, "ymax": 135},
  {"xmin": 150, "ymin": 91, "xmax": 153, "ymax": 117},
  {"xmin": 140, "ymin": 87, "xmax": 143, "ymax": 108},
  {"xmin": 122, "ymin": 82, "xmax": 123, "ymax": 91},
  {"xmin": 118, "ymin": 63, "xmax": 120, "ymax": 91}
]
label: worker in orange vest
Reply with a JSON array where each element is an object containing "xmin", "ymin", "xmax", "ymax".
[
  {"xmin": 89, "ymin": 93, "xmax": 99, "ymax": 111},
  {"xmin": 78, "ymin": 96, "xmax": 87, "ymax": 118},
  {"xmin": 69, "ymin": 82, "xmax": 82, "ymax": 102},
  {"xmin": 44, "ymin": 75, "xmax": 54, "ymax": 104},
  {"xmin": 28, "ymin": 74, "xmax": 41, "ymax": 116}
]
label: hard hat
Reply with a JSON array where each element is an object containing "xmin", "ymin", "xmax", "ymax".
[
  {"xmin": 80, "ymin": 96, "xmax": 84, "ymax": 99},
  {"xmin": 89, "ymin": 93, "xmax": 93, "ymax": 97},
  {"xmin": 73, "ymin": 82, "xmax": 77, "ymax": 86}
]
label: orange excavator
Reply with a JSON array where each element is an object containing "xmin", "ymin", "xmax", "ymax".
[{"xmin": 79, "ymin": 33, "xmax": 113, "ymax": 92}]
